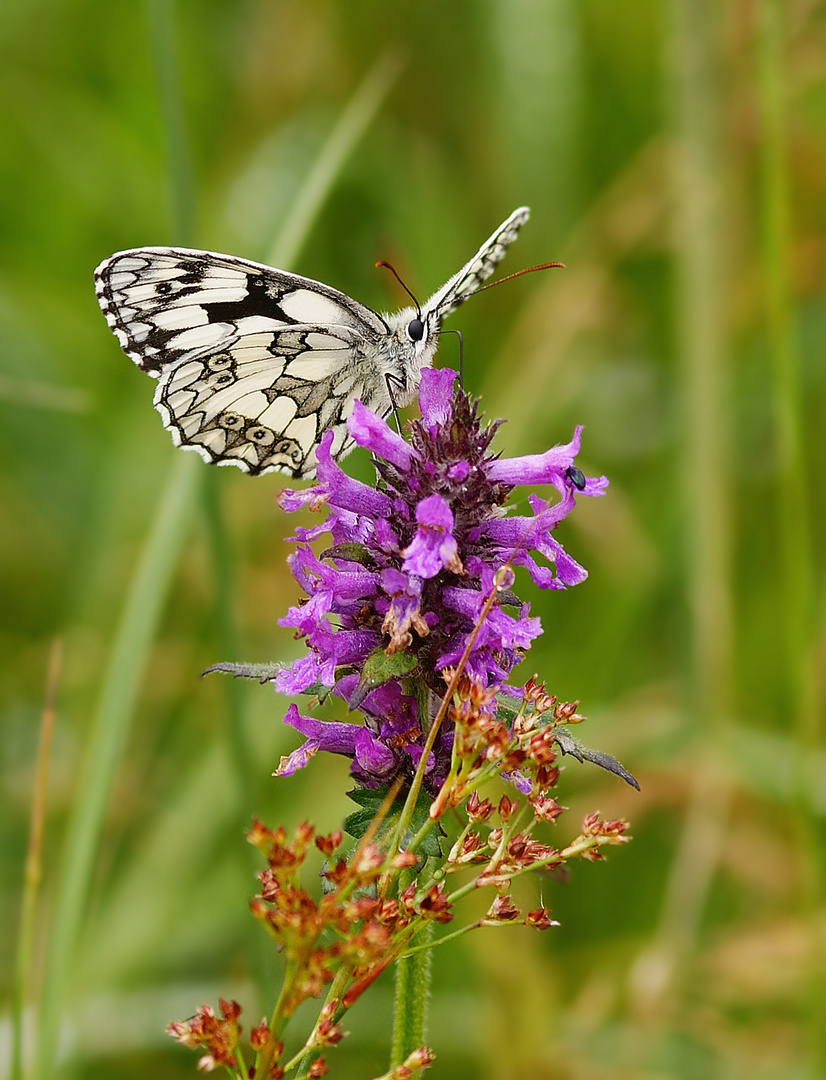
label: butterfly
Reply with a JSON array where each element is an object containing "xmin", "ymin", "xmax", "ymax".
[{"xmin": 94, "ymin": 206, "xmax": 530, "ymax": 478}]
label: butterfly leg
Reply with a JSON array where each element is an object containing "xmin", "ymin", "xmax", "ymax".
[
  {"xmin": 435, "ymin": 329, "xmax": 464, "ymax": 388},
  {"xmin": 454, "ymin": 330, "xmax": 464, "ymax": 388},
  {"xmin": 383, "ymin": 372, "xmax": 406, "ymax": 435}
]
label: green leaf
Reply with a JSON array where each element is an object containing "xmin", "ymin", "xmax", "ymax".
[
  {"xmin": 554, "ymin": 729, "xmax": 640, "ymax": 791},
  {"xmin": 202, "ymin": 661, "xmax": 284, "ymax": 683},
  {"xmin": 203, "ymin": 663, "xmax": 332, "ymax": 702},
  {"xmin": 321, "ymin": 542, "xmax": 376, "ymax": 567},
  {"xmin": 495, "ymin": 699, "xmax": 519, "ymax": 722},
  {"xmin": 344, "ymin": 786, "xmax": 443, "ymax": 858},
  {"xmin": 348, "ymin": 647, "xmax": 419, "ymax": 710}
]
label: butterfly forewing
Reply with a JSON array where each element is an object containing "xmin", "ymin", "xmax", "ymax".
[
  {"xmin": 96, "ymin": 248, "xmax": 387, "ymax": 375},
  {"xmin": 422, "ymin": 206, "xmax": 530, "ymax": 321},
  {"xmin": 94, "ymin": 208, "xmax": 530, "ymax": 478}
]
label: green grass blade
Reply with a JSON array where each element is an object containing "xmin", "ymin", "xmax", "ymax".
[
  {"xmin": 756, "ymin": 0, "xmax": 823, "ymax": 1069},
  {"xmin": 265, "ymin": 49, "xmax": 402, "ymax": 270},
  {"xmin": 146, "ymin": 0, "xmax": 195, "ymax": 245},
  {"xmin": 11, "ymin": 642, "xmax": 60, "ymax": 1080},
  {"xmin": 31, "ymin": 29, "xmax": 400, "ymax": 1078},
  {"xmin": 32, "ymin": 451, "xmax": 203, "ymax": 1079},
  {"xmin": 630, "ymin": 0, "xmax": 734, "ymax": 1011}
]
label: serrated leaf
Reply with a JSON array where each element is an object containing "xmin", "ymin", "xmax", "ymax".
[{"xmin": 202, "ymin": 663, "xmax": 332, "ymax": 702}]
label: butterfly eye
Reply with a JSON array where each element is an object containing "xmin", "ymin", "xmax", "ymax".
[{"xmin": 406, "ymin": 317, "xmax": 425, "ymax": 343}]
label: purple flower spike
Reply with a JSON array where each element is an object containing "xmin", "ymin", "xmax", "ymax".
[{"xmin": 273, "ymin": 367, "xmax": 607, "ymax": 791}]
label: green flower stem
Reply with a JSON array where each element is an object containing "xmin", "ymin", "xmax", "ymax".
[
  {"xmin": 402, "ymin": 922, "xmax": 474, "ymax": 957},
  {"xmin": 233, "ymin": 1049, "xmax": 251, "ymax": 1080},
  {"xmin": 391, "ymin": 923, "xmax": 433, "ymax": 1069},
  {"xmin": 288, "ymin": 968, "xmax": 350, "ymax": 1078}
]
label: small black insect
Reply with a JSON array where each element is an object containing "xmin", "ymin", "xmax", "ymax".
[{"xmin": 565, "ymin": 465, "xmax": 586, "ymax": 491}]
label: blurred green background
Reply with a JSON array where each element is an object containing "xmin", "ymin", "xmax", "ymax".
[{"xmin": 3, "ymin": 1, "xmax": 825, "ymax": 1078}]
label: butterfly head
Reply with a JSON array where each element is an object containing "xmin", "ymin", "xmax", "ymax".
[
  {"xmin": 385, "ymin": 304, "xmax": 442, "ymax": 352},
  {"xmin": 372, "ymin": 304, "xmax": 443, "ymax": 408},
  {"xmin": 376, "ymin": 261, "xmax": 435, "ymax": 347}
]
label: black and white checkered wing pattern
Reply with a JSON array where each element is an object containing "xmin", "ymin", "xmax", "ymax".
[
  {"xmin": 421, "ymin": 206, "xmax": 530, "ymax": 322},
  {"xmin": 95, "ymin": 248, "xmax": 389, "ymax": 477}
]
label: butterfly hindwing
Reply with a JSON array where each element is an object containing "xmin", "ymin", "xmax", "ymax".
[{"xmin": 153, "ymin": 322, "xmax": 368, "ymax": 477}]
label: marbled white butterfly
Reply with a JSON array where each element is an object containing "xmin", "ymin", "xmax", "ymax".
[{"xmin": 94, "ymin": 206, "xmax": 530, "ymax": 478}]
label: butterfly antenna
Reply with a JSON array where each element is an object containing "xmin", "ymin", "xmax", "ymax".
[
  {"xmin": 376, "ymin": 260, "xmax": 422, "ymax": 319},
  {"xmin": 466, "ymin": 261, "xmax": 565, "ymax": 301}
]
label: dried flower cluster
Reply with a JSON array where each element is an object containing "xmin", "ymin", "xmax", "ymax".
[{"xmin": 169, "ymin": 721, "xmax": 629, "ymax": 1075}]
